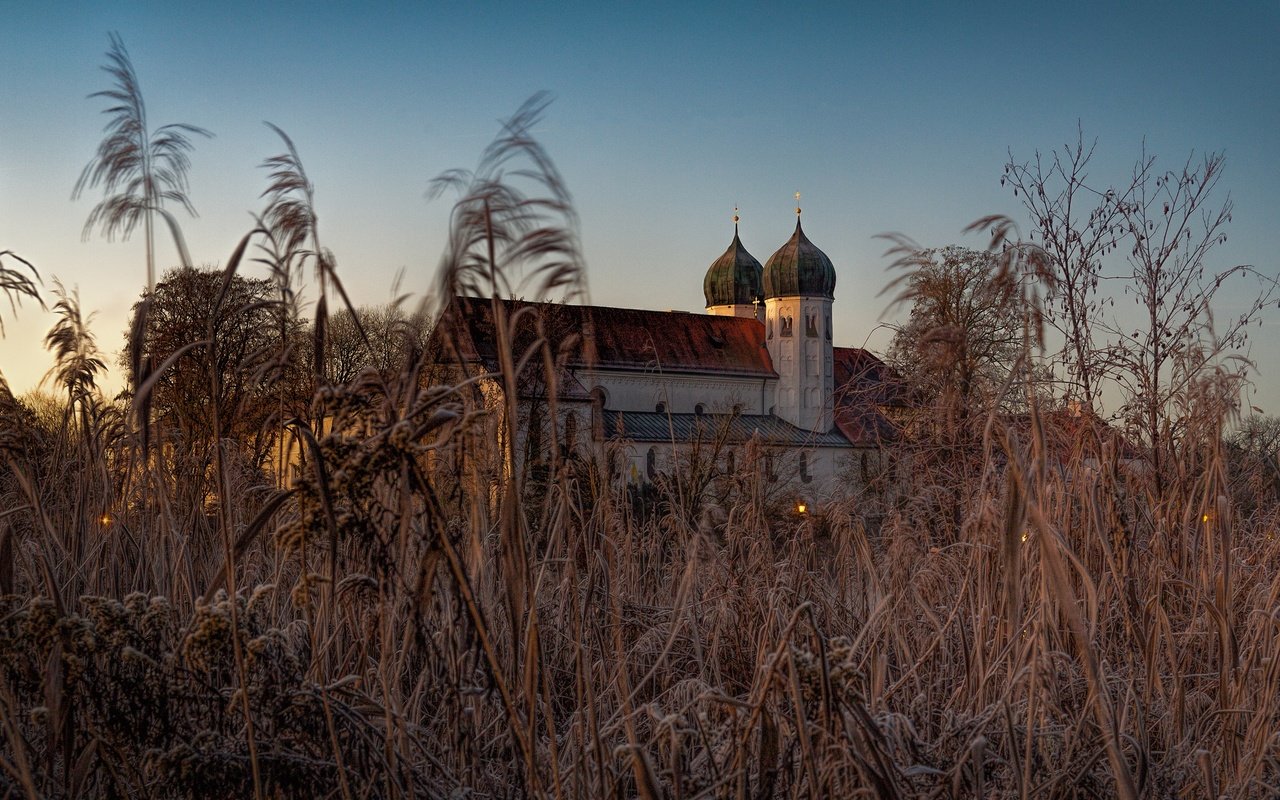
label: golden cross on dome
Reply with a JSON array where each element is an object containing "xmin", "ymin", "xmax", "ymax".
[{"xmin": 795, "ymin": 191, "xmax": 802, "ymax": 216}]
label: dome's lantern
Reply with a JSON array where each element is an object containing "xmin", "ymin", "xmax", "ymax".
[
  {"xmin": 763, "ymin": 206, "xmax": 836, "ymax": 300},
  {"xmin": 703, "ymin": 212, "xmax": 764, "ymax": 308}
]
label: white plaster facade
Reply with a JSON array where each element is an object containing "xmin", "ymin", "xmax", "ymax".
[{"xmin": 765, "ymin": 295, "xmax": 835, "ymax": 432}]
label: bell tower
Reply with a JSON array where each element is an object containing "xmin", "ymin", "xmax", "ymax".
[{"xmin": 763, "ymin": 197, "xmax": 835, "ymax": 433}]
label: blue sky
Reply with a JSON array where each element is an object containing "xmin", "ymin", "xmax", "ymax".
[{"xmin": 2, "ymin": 1, "xmax": 1277, "ymax": 413}]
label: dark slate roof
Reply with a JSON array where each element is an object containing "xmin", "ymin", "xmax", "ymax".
[
  {"xmin": 603, "ymin": 410, "xmax": 857, "ymax": 447},
  {"xmin": 763, "ymin": 219, "xmax": 836, "ymax": 299},
  {"xmin": 834, "ymin": 404, "xmax": 898, "ymax": 445},
  {"xmin": 833, "ymin": 347, "xmax": 904, "ymax": 406},
  {"xmin": 703, "ymin": 226, "xmax": 764, "ymax": 307},
  {"xmin": 832, "ymin": 347, "xmax": 903, "ymax": 444},
  {"xmin": 443, "ymin": 296, "xmax": 775, "ymax": 378}
]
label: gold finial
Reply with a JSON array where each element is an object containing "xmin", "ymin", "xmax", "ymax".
[
  {"xmin": 795, "ymin": 191, "xmax": 802, "ymax": 217},
  {"xmin": 732, "ymin": 205, "xmax": 739, "ymax": 226}
]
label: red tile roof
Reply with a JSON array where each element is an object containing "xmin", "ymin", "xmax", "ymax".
[
  {"xmin": 442, "ymin": 296, "xmax": 776, "ymax": 378},
  {"xmin": 437, "ymin": 296, "xmax": 900, "ymax": 446}
]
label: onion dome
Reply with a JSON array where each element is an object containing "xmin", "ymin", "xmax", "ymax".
[
  {"xmin": 763, "ymin": 217, "xmax": 836, "ymax": 299},
  {"xmin": 703, "ymin": 223, "xmax": 764, "ymax": 307}
]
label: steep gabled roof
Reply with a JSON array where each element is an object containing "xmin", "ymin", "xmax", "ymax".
[{"xmin": 442, "ymin": 296, "xmax": 776, "ymax": 378}]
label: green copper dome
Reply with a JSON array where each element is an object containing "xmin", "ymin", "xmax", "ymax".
[
  {"xmin": 763, "ymin": 219, "xmax": 836, "ymax": 299},
  {"xmin": 703, "ymin": 226, "xmax": 764, "ymax": 307}
]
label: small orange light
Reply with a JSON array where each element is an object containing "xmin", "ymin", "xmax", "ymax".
[
  {"xmin": 796, "ymin": 502, "xmax": 807, "ymax": 515},
  {"xmin": 1202, "ymin": 514, "xmax": 1211, "ymax": 523},
  {"xmin": 1021, "ymin": 531, "xmax": 1029, "ymax": 543},
  {"xmin": 99, "ymin": 514, "xmax": 111, "ymax": 526}
]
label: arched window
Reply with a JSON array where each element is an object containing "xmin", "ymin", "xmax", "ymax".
[
  {"xmin": 764, "ymin": 453, "xmax": 777, "ymax": 482},
  {"xmin": 646, "ymin": 447, "xmax": 657, "ymax": 480},
  {"xmin": 725, "ymin": 449, "xmax": 736, "ymax": 474},
  {"xmin": 694, "ymin": 403, "xmax": 706, "ymax": 417},
  {"xmin": 800, "ymin": 452, "xmax": 812, "ymax": 484},
  {"xmin": 655, "ymin": 401, "xmax": 666, "ymax": 413}
]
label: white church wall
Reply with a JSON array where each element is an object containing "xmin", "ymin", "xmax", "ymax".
[
  {"xmin": 579, "ymin": 368, "xmax": 774, "ymax": 416},
  {"xmin": 706, "ymin": 304, "xmax": 766, "ymax": 322}
]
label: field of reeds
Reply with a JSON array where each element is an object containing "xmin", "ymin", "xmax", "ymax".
[{"xmin": 2, "ymin": 88, "xmax": 1280, "ymax": 799}]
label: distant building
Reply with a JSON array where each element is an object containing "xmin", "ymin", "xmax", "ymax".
[{"xmin": 437, "ymin": 210, "xmax": 899, "ymax": 508}]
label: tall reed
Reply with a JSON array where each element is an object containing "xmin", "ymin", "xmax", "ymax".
[{"xmin": 1, "ymin": 104, "xmax": 1277, "ymax": 799}]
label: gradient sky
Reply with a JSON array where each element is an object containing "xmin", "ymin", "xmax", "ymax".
[{"xmin": 2, "ymin": 1, "xmax": 1277, "ymax": 414}]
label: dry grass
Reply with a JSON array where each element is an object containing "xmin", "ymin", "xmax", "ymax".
[{"xmin": 2, "ymin": 107, "xmax": 1279, "ymax": 799}]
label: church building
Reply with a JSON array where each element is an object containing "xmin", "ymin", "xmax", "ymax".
[{"xmin": 439, "ymin": 206, "xmax": 896, "ymax": 506}]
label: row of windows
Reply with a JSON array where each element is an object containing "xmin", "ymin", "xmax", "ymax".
[
  {"xmin": 596, "ymin": 388, "xmax": 722, "ymax": 418},
  {"xmin": 766, "ymin": 312, "xmax": 833, "ymax": 340},
  {"xmin": 655, "ymin": 401, "xmax": 739, "ymax": 415}
]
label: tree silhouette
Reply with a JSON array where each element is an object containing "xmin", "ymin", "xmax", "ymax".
[
  {"xmin": 885, "ymin": 246, "xmax": 1035, "ymax": 425},
  {"xmin": 124, "ymin": 266, "xmax": 296, "ymax": 467},
  {"xmin": 73, "ymin": 33, "xmax": 211, "ymax": 292}
]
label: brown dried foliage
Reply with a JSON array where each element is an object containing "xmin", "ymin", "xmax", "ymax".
[{"xmin": 0, "ymin": 110, "xmax": 1277, "ymax": 799}]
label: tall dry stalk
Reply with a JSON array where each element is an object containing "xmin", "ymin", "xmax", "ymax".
[
  {"xmin": 73, "ymin": 33, "xmax": 210, "ymax": 292},
  {"xmin": 4, "ymin": 98, "xmax": 1280, "ymax": 799}
]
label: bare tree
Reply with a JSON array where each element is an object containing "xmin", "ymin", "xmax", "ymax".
[
  {"xmin": 124, "ymin": 266, "xmax": 300, "ymax": 470},
  {"xmin": 885, "ymin": 246, "xmax": 1039, "ymax": 427},
  {"xmin": 324, "ymin": 302, "xmax": 432, "ymax": 385},
  {"xmin": 1106, "ymin": 150, "xmax": 1274, "ymax": 485},
  {"xmin": 74, "ymin": 33, "xmax": 211, "ymax": 292},
  {"xmin": 1226, "ymin": 414, "xmax": 1280, "ymax": 519},
  {"xmin": 1003, "ymin": 128, "xmax": 1137, "ymax": 406},
  {"xmin": 1005, "ymin": 135, "xmax": 1276, "ymax": 487}
]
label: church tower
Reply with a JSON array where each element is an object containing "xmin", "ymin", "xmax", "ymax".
[
  {"xmin": 703, "ymin": 211, "xmax": 764, "ymax": 321},
  {"xmin": 763, "ymin": 201, "xmax": 836, "ymax": 433}
]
